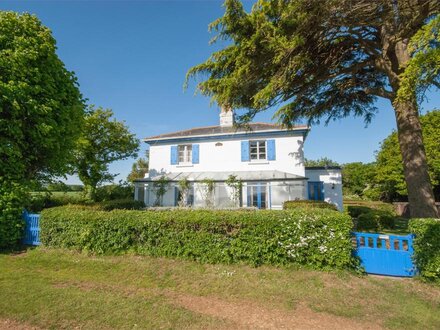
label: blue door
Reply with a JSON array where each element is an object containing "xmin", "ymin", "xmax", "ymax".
[
  {"xmin": 353, "ymin": 232, "xmax": 417, "ymax": 277},
  {"xmin": 308, "ymin": 181, "xmax": 324, "ymax": 201},
  {"xmin": 247, "ymin": 183, "xmax": 267, "ymax": 209}
]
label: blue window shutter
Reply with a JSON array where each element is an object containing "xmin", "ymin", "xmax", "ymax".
[
  {"xmin": 267, "ymin": 139, "xmax": 276, "ymax": 160},
  {"xmin": 241, "ymin": 141, "xmax": 250, "ymax": 162},
  {"xmin": 170, "ymin": 146, "xmax": 178, "ymax": 165},
  {"xmin": 192, "ymin": 144, "xmax": 199, "ymax": 164}
]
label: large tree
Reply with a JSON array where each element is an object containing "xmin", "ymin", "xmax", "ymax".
[
  {"xmin": 0, "ymin": 12, "xmax": 84, "ymax": 247},
  {"xmin": 187, "ymin": 0, "xmax": 439, "ymax": 217},
  {"xmin": 74, "ymin": 106, "xmax": 139, "ymax": 200},
  {"xmin": 0, "ymin": 12, "xmax": 84, "ymax": 184},
  {"xmin": 376, "ymin": 110, "xmax": 440, "ymax": 201}
]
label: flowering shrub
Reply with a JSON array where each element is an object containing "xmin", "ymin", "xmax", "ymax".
[{"xmin": 41, "ymin": 206, "xmax": 356, "ymax": 269}]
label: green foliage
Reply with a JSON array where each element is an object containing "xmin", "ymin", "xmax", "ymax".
[
  {"xmin": 305, "ymin": 158, "xmax": 340, "ymax": 167},
  {"xmin": 94, "ymin": 183, "xmax": 134, "ymax": 202},
  {"xmin": 342, "ymin": 162, "xmax": 377, "ymax": 198},
  {"xmin": 0, "ymin": 12, "xmax": 85, "ymax": 184},
  {"xmin": 409, "ymin": 218, "xmax": 440, "ymax": 282},
  {"xmin": 74, "ymin": 106, "xmax": 139, "ymax": 201},
  {"xmin": 153, "ymin": 176, "xmax": 170, "ymax": 206},
  {"xmin": 355, "ymin": 212, "xmax": 395, "ymax": 232},
  {"xmin": 40, "ymin": 206, "xmax": 356, "ymax": 269},
  {"xmin": 397, "ymin": 16, "xmax": 440, "ymax": 104},
  {"xmin": 127, "ymin": 157, "xmax": 149, "ymax": 183},
  {"xmin": 201, "ymin": 178, "xmax": 215, "ymax": 208},
  {"xmin": 375, "ymin": 110, "xmax": 440, "ymax": 201},
  {"xmin": 0, "ymin": 180, "xmax": 26, "ymax": 249},
  {"xmin": 348, "ymin": 206, "xmax": 396, "ymax": 232},
  {"xmin": 283, "ymin": 200, "xmax": 338, "ymax": 211},
  {"xmin": 178, "ymin": 177, "xmax": 191, "ymax": 207},
  {"xmin": 92, "ymin": 199, "xmax": 145, "ymax": 211},
  {"xmin": 186, "ymin": 1, "xmax": 438, "ymax": 125},
  {"xmin": 225, "ymin": 175, "xmax": 242, "ymax": 207}
]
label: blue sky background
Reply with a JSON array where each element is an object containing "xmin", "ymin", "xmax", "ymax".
[{"xmin": 1, "ymin": 1, "xmax": 439, "ymax": 184}]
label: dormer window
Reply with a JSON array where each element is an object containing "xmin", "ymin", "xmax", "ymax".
[
  {"xmin": 250, "ymin": 140, "xmax": 266, "ymax": 160},
  {"xmin": 178, "ymin": 144, "xmax": 192, "ymax": 163}
]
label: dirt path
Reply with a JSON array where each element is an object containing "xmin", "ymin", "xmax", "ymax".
[
  {"xmin": 0, "ymin": 319, "xmax": 41, "ymax": 330},
  {"xmin": 168, "ymin": 293, "xmax": 383, "ymax": 330}
]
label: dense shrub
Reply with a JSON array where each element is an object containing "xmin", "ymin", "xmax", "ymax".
[
  {"xmin": 0, "ymin": 181, "xmax": 26, "ymax": 249},
  {"xmin": 356, "ymin": 212, "xmax": 395, "ymax": 231},
  {"xmin": 409, "ymin": 218, "xmax": 440, "ymax": 282},
  {"xmin": 94, "ymin": 184, "xmax": 134, "ymax": 202},
  {"xmin": 348, "ymin": 205, "xmax": 396, "ymax": 232},
  {"xmin": 40, "ymin": 206, "xmax": 356, "ymax": 269},
  {"xmin": 26, "ymin": 192, "xmax": 88, "ymax": 212},
  {"xmin": 93, "ymin": 199, "xmax": 145, "ymax": 211},
  {"xmin": 283, "ymin": 200, "xmax": 338, "ymax": 211}
]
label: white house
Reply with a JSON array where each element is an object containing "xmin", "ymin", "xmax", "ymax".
[{"xmin": 134, "ymin": 107, "xmax": 343, "ymax": 210}]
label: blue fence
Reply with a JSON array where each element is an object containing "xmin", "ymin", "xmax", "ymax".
[
  {"xmin": 23, "ymin": 211, "xmax": 41, "ymax": 246},
  {"xmin": 353, "ymin": 232, "xmax": 417, "ymax": 277}
]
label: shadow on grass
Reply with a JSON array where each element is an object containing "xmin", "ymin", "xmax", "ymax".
[{"xmin": 0, "ymin": 245, "xmax": 38, "ymax": 255}]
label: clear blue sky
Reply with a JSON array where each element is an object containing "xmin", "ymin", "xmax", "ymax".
[{"xmin": 1, "ymin": 1, "xmax": 439, "ymax": 184}]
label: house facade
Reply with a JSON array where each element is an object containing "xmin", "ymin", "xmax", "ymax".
[{"xmin": 134, "ymin": 108, "xmax": 343, "ymax": 210}]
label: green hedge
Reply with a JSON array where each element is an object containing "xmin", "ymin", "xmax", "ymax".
[
  {"xmin": 40, "ymin": 206, "xmax": 356, "ymax": 269},
  {"xmin": 0, "ymin": 181, "xmax": 26, "ymax": 249},
  {"xmin": 92, "ymin": 199, "xmax": 145, "ymax": 211},
  {"xmin": 283, "ymin": 200, "xmax": 338, "ymax": 211},
  {"xmin": 409, "ymin": 218, "xmax": 440, "ymax": 282}
]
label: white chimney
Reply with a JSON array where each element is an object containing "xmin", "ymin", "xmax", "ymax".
[{"xmin": 219, "ymin": 104, "xmax": 234, "ymax": 127}]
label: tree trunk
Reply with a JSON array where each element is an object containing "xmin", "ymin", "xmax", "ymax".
[
  {"xmin": 393, "ymin": 100, "xmax": 438, "ymax": 218},
  {"xmin": 85, "ymin": 184, "xmax": 97, "ymax": 202}
]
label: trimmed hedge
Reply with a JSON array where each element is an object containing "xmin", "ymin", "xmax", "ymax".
[
  {"xmin": 283, "ymin": 200, "xmax": 338, "ymax": 211},
  {"xmin": 93, "ymin": 199, "xmax": 145, "ymax": 211},
  {"xmin": 40, "ymin": 206, "xmax": 356, "ymax": 269},
  {"xmin": 409, "ymin": 218, "xmax": 440, "ymax": 282}
]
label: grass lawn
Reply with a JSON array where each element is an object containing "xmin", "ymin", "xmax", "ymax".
[{"xmin": 1, "ymin": 248, "xmax": 439, "ymax": 329}]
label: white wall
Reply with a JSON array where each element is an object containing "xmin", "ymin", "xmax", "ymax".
[
  {"xmin": 305, "ymin": 168, "xmax": 343, "ymax": 210},
  {"xmin": 148, "ymin": 134, "xmax": 305, "ymax": 177}
]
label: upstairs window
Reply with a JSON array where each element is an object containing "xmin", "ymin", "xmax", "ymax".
[
  {"xmin": 178, "ymin": 144, "xmax": 192, "ymax": 163},
  {"xmin": 250, "ymin": 140, "xmax": 266, "ymax": 160}
]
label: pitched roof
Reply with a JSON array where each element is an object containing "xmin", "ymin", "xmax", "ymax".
[{"xmin": 144, "ymin": 122, "xmax": 308, "ymax": 142}]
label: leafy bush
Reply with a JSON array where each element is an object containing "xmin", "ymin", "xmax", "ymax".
[
  {"xmin": 26, "ymin": 192, "xmax": 88, "ymax": 212},
  {"xmin": 94, "ymin": 184, "xmax": 134, "ymax": 202},
  {"xmin": 93, "ymin": 199, "xmax": 145, "ymax": 211},
  {"xmin": 409, "ymin": 218, "xmax": 440, "ymax": 282},
  {"xmin": 356, "ymin": 212, "xmax": 395, "ymax": 231},
  {"xmin": 0, "ymin": 181, "xmax": 26, "ymax": 249},
  {"xmin": 347, "ymin": 205, "xmax": 396, "ymax": 232},
  {"xmin": 40, "ymin": 206, "xmax": 356, "ymax": 269},
  {"xmin": 283, "ymin": 200, "xmax": 338, "ymax": 211}
]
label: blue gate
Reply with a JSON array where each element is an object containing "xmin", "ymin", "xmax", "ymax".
[
  {"xmin": 353, "ymin": 232, "xmax": 416, "ymax": 277},
  {"xmin": 23, "ymin": 211, "xmax": 41, "ymax": 246}
]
